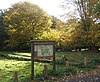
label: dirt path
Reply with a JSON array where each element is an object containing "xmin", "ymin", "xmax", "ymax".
[{"xmin": 62, "ymin": 74, "xmax": 100, "ymax": 82}]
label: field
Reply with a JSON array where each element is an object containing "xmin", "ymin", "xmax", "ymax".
[{"xmin": 0, "ymin": 51, "xmax": 100, "ymax": 82}]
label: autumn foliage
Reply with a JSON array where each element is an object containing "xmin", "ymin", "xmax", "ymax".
[{"xmin": 0, "ymin": 1, "xmax": 99, "ymax": 51}]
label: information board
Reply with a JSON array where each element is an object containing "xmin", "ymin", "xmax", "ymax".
[
  {"xmin": 30, "ymin": 40, "xmax": 55, "ymax": 80},
  {"xmin": 34, "ymin": 45, "xmax": 53, "ymax": 57}
]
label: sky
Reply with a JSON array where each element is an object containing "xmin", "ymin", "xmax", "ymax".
[
  {"xmin": 0, "ymin": 0, "xmax": 76, "ymax": 21},
  {"xmin": 0, "ymin": 0, "xmax": 64, "ymax": 15}
]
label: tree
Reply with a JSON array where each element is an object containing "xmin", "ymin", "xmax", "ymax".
[
  {"xmin": 61, "ymin": 0, "xmax": 77, "ymax": 21},
  {"xmin": 62, "ymin": 0, "xmax": 100, "ymax": 51},
  {"xmin": 60, "ymin": 18, "xmax": 87, "ymax": 51},
  {"xmin": 0, "ymin": 9, "xmax": 7, "ymax": 49},
  {"xmin": 75, "ymin": 0, "xmax": 100, "ymax": 51},
  {"xmin": 51, "ymin": 16, "xmax": 66, "ymax": 30},
  {"xmin": 75, "ymin": 0, "xmax": 99, "ymax": 37},
  {"xmin": 3, "ymin": 1, "xmax": 52, "ymax": 49},
  {"xmin": 88, "ymin": 22, "xmax": 100, "ymax": 51},
  {"xmin": 42, "ymin": 16, "xmax": 66, "ymax": 50}
]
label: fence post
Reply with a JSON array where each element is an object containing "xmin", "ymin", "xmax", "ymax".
[
  {"xmin": 31, "ymin": 80, "xmax": 34, "ymax": 82},
  {"xmin": 44, "ymin": 64, "xmax": 48, "ymax": 77},
  {"xmin": 66, "ymin": 61, "xmax": 69, "ymax": 68},
  {"xmin": 62, "ymin": 55, "xmax": 66, "ymax": 64},
  {"xmin": 13, "ymin": 71, "xmax": 18, "ymax": 82},
  {"xmin": 84, "ymin": 57, "xmax": 87, "ymax": 67}
]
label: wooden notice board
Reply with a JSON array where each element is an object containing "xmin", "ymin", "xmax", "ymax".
[{"xmin": 30, "ymin": 40, "xmax": 56, "ymax": 80}]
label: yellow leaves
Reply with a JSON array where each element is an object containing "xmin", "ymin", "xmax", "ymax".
[
  {"xmin": 12, "ymin": 11, "xmax": 18, "ymax": 15},
  {"xmin": 42, "ymin": 29, "xmax": 61, "ymax": 41},
  {"xmin": 7, "ymin": 39, "xmax": 18, "ymax": 47},
  {"xmin": 3, "ymin": 1, "xmax": 53, "ymax": 47},
  {"xmin": 4, "ymin": 16, "xmax": 9, "ymax": 19},
  {"xmin": 88, "ymin": 23, "xmax": 100, "ymax": 46},
  {"xmin": 3, "ymin": 15, "xmax": 10, "ymax": 21},
  {"xmin": 48, "ymin": 29, "xmax": 61, "ymax": 39},
  {"xmin": 8, "ymin": 29, "xmax": 16, "ymax": 34}
]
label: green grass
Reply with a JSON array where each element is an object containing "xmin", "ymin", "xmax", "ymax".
[
  {"xmin": 0, "ymin": 57, "xmax": 31, "ymax": 82},
  {"xmin": 0, "ymin": 51, "xmax": 100, "ymax": 82}
]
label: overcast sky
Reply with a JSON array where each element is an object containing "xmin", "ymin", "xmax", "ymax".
[
  {"xmin": 0, "ymin": 0, "xmax": 64, "ymax": 15},
  {"xmin": 0, "ymin": 0, "xmax": 76, "ymax": 21}
]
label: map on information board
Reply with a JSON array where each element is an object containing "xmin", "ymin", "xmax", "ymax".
[{"xmin": 35, "ymin": 45, "xmax": 53, "ymax": 57}]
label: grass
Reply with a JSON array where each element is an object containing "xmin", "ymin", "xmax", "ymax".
[
  {"xmin": 0, "ymin": 51, "xmax": 100, "ymax": 82},
  {"xmin": 0, "ymin": 57, "xmax": 31, "ymax": 82}
]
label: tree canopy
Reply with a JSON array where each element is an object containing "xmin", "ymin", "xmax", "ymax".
[
  {"xmin": 3, "ymin": 1, "xmax": 52, "ymax": 49},
  {"xmin": 59, "ymin": 0, "xmax": 100, "ymax": 51},
  {"xmin": 0, "ymin": 9, "xmax": 7, "ymax": 49},
  {"xmin": 0, "ymin": 1, "xmax": 99, "ymax": 51}
]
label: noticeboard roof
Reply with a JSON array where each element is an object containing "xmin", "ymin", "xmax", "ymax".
[
  {"xmin": 30, "ymin": 40, "xmax": 55, "ymax": 45},
  {"xmin": 30, "ymin": 40, "xmax": 55, "ymax": 42}
]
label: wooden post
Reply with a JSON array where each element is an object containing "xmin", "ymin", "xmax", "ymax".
[
  {"xmin": 13, "ymin": 71, "xmax": 18, "ymax": 82},
  {"xmin": 84, "ymin": 57, "xmax": 87, "ymax": 67},
  {"xmin": 31, "ymin": 80, "xmax": 35, "ymax": 82},
  {"xmin": 62, "ymin": 55, "xmax": 65, "ymax": 64},
  {"xmin": 53, "ymin": 43, "xmax": 56, "ymax": 73},
  {"xmin": 31, "ymin": 43, "xmax": 34, "ymax": 80},
  {"xmin": 44, "ymin": 65, "xmax": 48, "ymax": 77},
  {"xmin": 66, "ymin": 61, "xmax": 69, "ymax": 68}
]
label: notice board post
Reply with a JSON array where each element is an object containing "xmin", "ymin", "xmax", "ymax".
[
  {"xmin": 30, "ymin": 40, "xmax": 56, "ymax": 80},
  {"xmin": 31, "ymin": 43, "xmax": 34, "ymax": 80}
]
